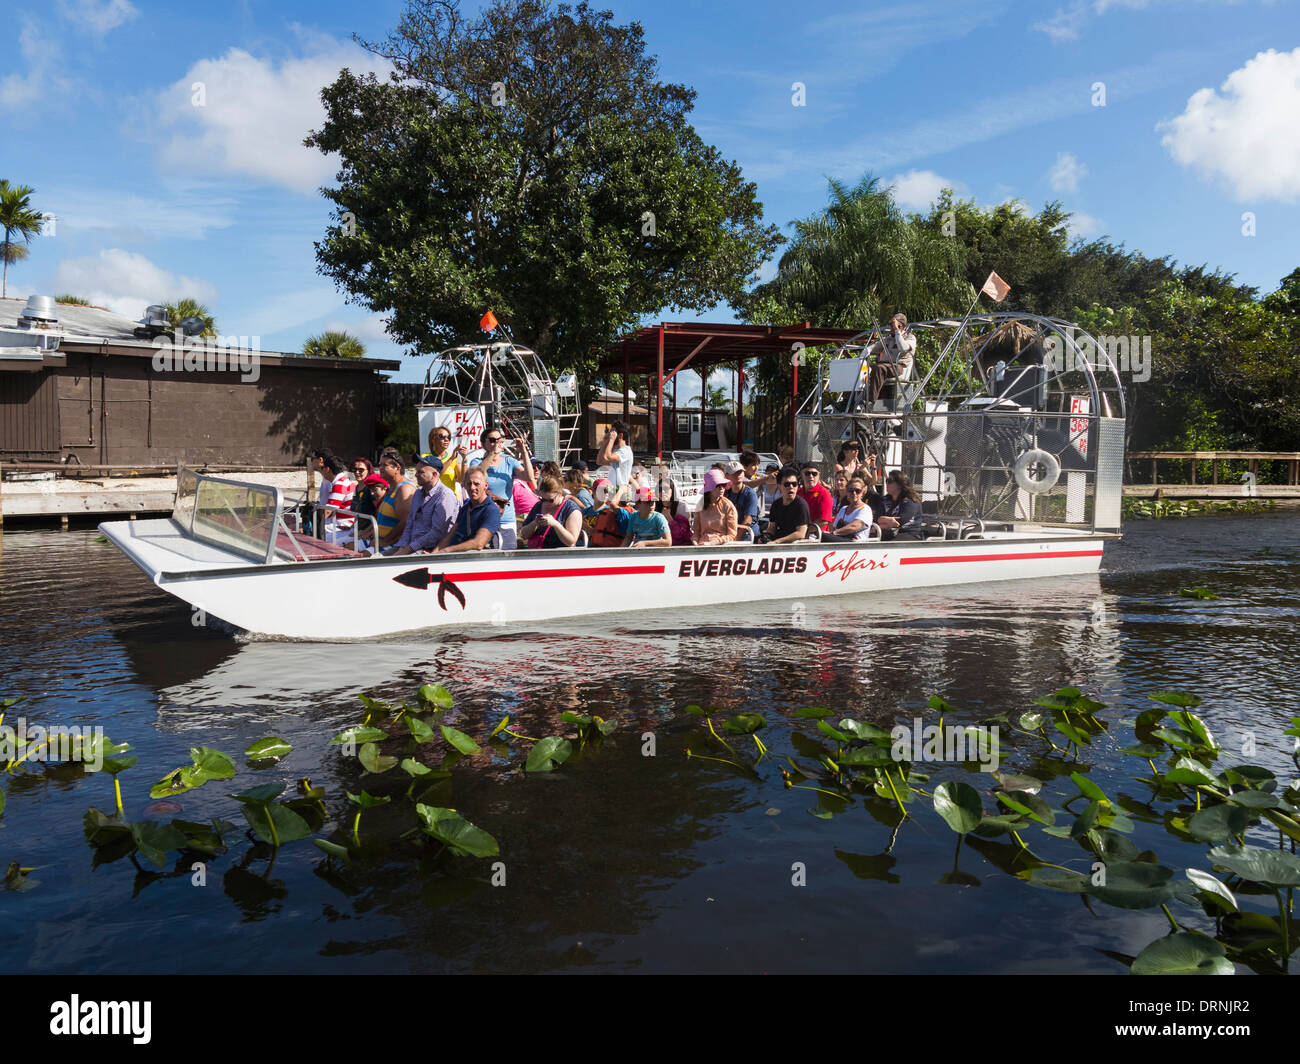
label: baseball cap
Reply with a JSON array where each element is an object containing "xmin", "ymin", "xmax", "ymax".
[{"xmin": 417, "ymin": 454, "xmax": 445, "ymax": 471}]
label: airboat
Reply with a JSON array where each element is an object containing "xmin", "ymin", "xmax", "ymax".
[{"xmin": 98, "ymin": 313, "xmax": 1123, "ymax": 640}]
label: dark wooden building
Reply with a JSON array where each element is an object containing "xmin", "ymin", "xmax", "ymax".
[{"xmin": 1, "ymin": 297, "xmax": 400, "ymax": 466}]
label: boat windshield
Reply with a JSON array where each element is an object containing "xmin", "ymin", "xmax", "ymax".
[{"xmin": 172, "ymin": 466, "xmax": 280, "ymax": 563}]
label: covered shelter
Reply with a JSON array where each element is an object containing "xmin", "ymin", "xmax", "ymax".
[{"xmin": 599, "ymin": 321, "xmax": 863, "ymax": 458}]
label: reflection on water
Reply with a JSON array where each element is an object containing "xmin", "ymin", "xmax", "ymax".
[{"xmin": 1, "ymin": 514, "xmax": 1298, "ymax": 972}]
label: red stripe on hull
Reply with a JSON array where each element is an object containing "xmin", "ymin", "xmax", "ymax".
[
  {"xmin": 451, "ymin": 565, "xmax": 666, "ymax": 582},
  {"xmin": 900, "ymin": 549, "xmax": 1104, "ymax": 565}
]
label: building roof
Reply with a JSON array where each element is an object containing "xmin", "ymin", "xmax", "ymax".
[
  {"xmin": 599, "ymin": 321, "xmax": 865, "ymax": 379},
  {"xmin": 0, "ymin": 297, "xmax": 401, "ymax": 371}
]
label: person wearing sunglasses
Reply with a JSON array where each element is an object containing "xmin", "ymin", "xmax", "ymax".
[
  {"xmin": 521, "ymin": 474, "xmax": 584, "ymax": 548},
  {"xmin": 466, "ymin": 426, "xmax": 534, "ymax": 550},
  {"xmin": 824, "ymin": 476, "xmax": 875, "ymax": 542},
  {"xmin": 796, "ymin": 464, "xmax": 834, "ymax": 532},
  {"xmin": 756, "ymin": 474, "xmax": 810, "ymax": 543},
  {"xmin": 424, "ymin": 426, "xmax": 463, "ymax": 495}
]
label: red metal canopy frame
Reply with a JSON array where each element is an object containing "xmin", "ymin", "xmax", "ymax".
[{"xmin": 598, "ymin": 322, "xmax": 862, "ymax": 459}]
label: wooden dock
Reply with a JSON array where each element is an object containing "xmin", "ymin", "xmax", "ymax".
[
  {"xmin": 1125, "ymin": 451, "xmax": 1300, "ymax": 501},
  {"xmin": 0, "ymin": 462, "xmax": 318, "ymax": 527}
]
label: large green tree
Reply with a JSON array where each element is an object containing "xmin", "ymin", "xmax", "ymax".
[
  {"xmin": 747, "ymin": 175, "xmax": 972, "ymax": 329},
  {"xmin": 306, "ymin": 0, "xmax": 781, "ymax": 372},
  {"xmin": 0, "ymin": 179, "xmax": 44, "ymax": 299},
  {"xmin": 303, "ymin": 330, "xmax": 366, "ymax": 359}
]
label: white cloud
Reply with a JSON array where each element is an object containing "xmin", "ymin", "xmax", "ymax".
[
  {"xmin": 1065, "ymin": 210, "xmax": 1105, "ymax": 238},
  {"xmin": 42, "ymin": 187, "xmax": 237, "ymax": 241},
  {"xmin": 57, "ymin": 0, "xmax": 139, "ymax": 35},
  {"xmin": 1033, "ymin": 2, "xmax": 1090, "ymax": 41},
  {"xmin": 888, "ymin": 170, "xmax": 962, "ymax": 210},
  {"xmin": 1047, "ymin": 152, "xmax": 1088, "ymax": 193},
  {"xmin": 152, "ymin": 34, "xmax": 390, "ymax": 195},
  {"xmin": 1160, "ymin": 48, "xmax": 1300, "ymax": 202},
  {"xmin": 50, "ymin": 249, "xmax": 218, "ymax": 321},
  {"xmin": 0, "ymin": 20, "xmax": 74, "ymax": 107},
  {"xmin": 241, "ymin": 287, "xmax": 351, "ymax": 337}
]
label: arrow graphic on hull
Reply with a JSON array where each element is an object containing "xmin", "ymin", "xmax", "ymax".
[{"xmin": 392, "ymin": 568, "xmax": 468, "ymax": 611}]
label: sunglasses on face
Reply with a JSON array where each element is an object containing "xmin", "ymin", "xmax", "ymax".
[
  {"xmin": 848, "ymin": 487, "xmax": 863, "ymax": 493},
  {"xmin": 781, "ymin": 481, "xmax": 798, "ymax": 488}
]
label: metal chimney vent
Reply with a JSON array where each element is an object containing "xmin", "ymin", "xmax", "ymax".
[{"xmin": 18, "ymin": 294, "xmax": 60, "ymax": 329}]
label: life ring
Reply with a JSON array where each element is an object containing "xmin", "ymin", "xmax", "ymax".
[{"xmin": 1012, "ymin": 449, "xmax": 1061, "ymax": 493}]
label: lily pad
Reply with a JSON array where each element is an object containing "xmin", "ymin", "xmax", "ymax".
[
  {"xmin": 1131, "ymin": 933, "xmax": 1233, "ymax": 975},
  {"xmin": 1187, "ymin": 803, "xmax": 1252, "ymax": 843},
  {"xmin": 329, "ymin": 725, "xmax": 388, "ymax": 747},
  {"xmin": 244, "ymin": 737, "xmax": 293, "ymax": 761},
  {"xmin": 933, "ymin": 781, "xmax": 982, "ymax": 834},
  {"xmin": 440, "ymin": 725, "xmax": 480, "ymax": 755},
  {"xmin": 414, "ymin": 804, "xmax": 499, "ymax": 858},
  {"xmin": 358, "ymin": 742, "xmax": 398, "ymax": 774},
  {"xmin": 417, "ymin": 684, "xmax": 454, "ymax": 711},
  {"xmin": 1087, "ymin": 860, "xmax": 1176, "ymax": 910},
  {"xmin": 1208, "ymin": 843, "xmax": 1300, "ymax": 887},
  {"xmin": 1186, "ymin": 868, "xmax": 1239, "ymax": 913},
  {"xmin": 525, "ymin": 736, "xmax": 573, "ymax": 773}
]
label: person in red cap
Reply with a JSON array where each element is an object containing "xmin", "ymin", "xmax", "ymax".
[
  {"xmin": 355, "ymin": 473, "xmax": 390, "ymax": 552},
  {"xmin": 623, "ymin": 485, "xmax": 671, "ymax": 547}
]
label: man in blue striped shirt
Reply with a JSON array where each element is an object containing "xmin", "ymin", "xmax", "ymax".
[{"xmin": 385, "ymin": 455, "xmax": 461, "ymax": 555}]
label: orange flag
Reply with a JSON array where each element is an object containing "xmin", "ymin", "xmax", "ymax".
[
  {"xmin": 980, "ymin": 271, "xmax": 1011, "ymax": 302},
  {"xmin": 480, "ymin": 310, "xmax": 499, "ymax": 333}
]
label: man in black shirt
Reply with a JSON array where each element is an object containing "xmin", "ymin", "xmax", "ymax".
[{"xmin": 757, "ymin": 472, "xmax": 810, "ymax": 543}]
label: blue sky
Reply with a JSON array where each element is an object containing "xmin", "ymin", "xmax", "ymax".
[{"xmin": 2, "ymin": 0, "xmax": 1298, "ymax": 392}]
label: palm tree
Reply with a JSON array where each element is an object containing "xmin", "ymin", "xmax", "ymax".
[
  {"xmin": 0, "ymin": 180, "xmax": 44, "ymax": 299},
  {"xmin": 161, "ymin": 298, "xmax": 217, "ymax": 337},
  {"xmin": 302, "ymin": 330, "xmax": 366, "ymax": 359},
  {"xmin": 750, "ymin": 175, "xmax": 973, "ymax": 328}
]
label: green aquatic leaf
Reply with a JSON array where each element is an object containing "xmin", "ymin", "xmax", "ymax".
[
  {"xmin": 1208, "ymin": 844, "xmax": 1300, "ymax": 887},
  {"xmin": 417, "ymin": 684, "xmax": 453, "ymax": 711},
  {"xmin": 1120, "ymin": 742, "xmax": 1167, "ymax": 758},
  {"xmin": 1087, "ymin": 860, "xmax": 1175, "ymax": 910},
  {"xmin": 244, "ymin": 737, "xmax": 293, "ymax": 761},
  {"xmin": 440, "ymin": 725, "xmax": 480, "ymax": 755},
  {"xmin": 406, "ymin": 715, "xmax": 435, "ymax": 743},
  {"xmin": 817, "ymin": 720, "xmax": 851, "ymax": 743},
  {"xmin": 1070, "ymin": 771, "xmax": 1108, "ymax": 803},
  {"xmin": 414, "ymin": 804, "xmax": 499, "ymax": 858},
  {"xmin": 329, "ymin": 725, "xmax": 388, "ymax": 746},
  {"xmin": 1167, "ymin": 711, "xmax": 1216, "ymax": 751},
  {"xmin": 793, "ymin": 707, "xmax": 834, "ymax": 719},
  {"xmin": 229, "ymin": 783, "xmax": 285, "ymax": 805},
  {"xmin": 933, "ymin": 781, "xmax": 982, "ymax": 834},
  {"xmin": 1186, "ymin": 868, "xmax": 1239, "ymax": 913},
  {"xmin": 1148, "ymin": 690, "xmax": 1203, "ymax": 708},
  {"xmin": 1069, "ymin": 800, "xmax": 1101, "ymax": 840},
  {"xmin": 1162, "ymin": 757, "xmax": 1219, "ymax": 788},
  {"xmin": 1019, "ymin": 866, "xmax": 1089, "ymax": 893},
  {"xmin": 346, "ymin": 789, "xmax": 391, "ymax": 809},
  {"xmin": 525, "ymin": 736, "xmax": 573, "ymax": 773},
  {"xmin": 722, "ymin": 713, "xmax": 766, "ymax": 734},
  {"xmin": 837, "ymin": 745, "xmax": 896, "ymax": 767},
  {"xmin": 1187, "ymin": 803, "xmax": 1252, "ymax": 843},
  {"xmin": 837, "ymin": 719, "xmax": 892, "ymax": 741},
  {"xmin": 242, "ymin": 801, "xmax": 312, "ymax": 847},
  {"xmin": 359, "ymin": 742, "xmax": 398, "ymax": 774},
  {"xmin": 1131, "ymin": 933, "xmax": 1233, "ymax": 975},
  {"xmin": 1018, "ymin": 712, "xmax": 1044, "ymax": 731},
  {"xmin": 131, "ymin": 820, "xmax": 187, "ymax": 869},
  {"xmin": 189, "ymin": 747, "xmax": 236, "ymax": 778},
  {"xmin": 994, "ymin": 772, "xmax": 1043, "ymax": 795},
  {"xmin": 996, "ymin": 790, "xmax": 1056, "ymax": 826},
  {"xmin": 313, "ymin": 839, "xmax": 351, "ymax": 862},
  {"xmin": 1176, "ymin": 587, "xmax": 1218, "ymax": 601}
]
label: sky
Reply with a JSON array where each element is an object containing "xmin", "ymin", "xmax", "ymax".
[{"xmin": 2, "ymin": 0, "xmax": 1298, "ymax": 396}]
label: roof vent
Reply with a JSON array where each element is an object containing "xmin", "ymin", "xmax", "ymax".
[
  {"xmin": 18, "ymin": 294, "xmax": 60, "ymax": 330},
  {"xmin": 134, "ymin": 304, "xmax": 175, "ymax": 340}
]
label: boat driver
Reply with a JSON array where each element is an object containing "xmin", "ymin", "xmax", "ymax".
[{"xmin": 866, "ymin": 313, "xmax": 917, "ymax": 404}]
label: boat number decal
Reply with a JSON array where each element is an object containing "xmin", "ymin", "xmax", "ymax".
[
  {"xmin": 393, "ymin": 568, "xmax": 468, "ymax": 611},
  {"xmin": 815, "ymin": 550, "xmax": 891, "ymax": 581},
  {"xmin": 676, "ymin": 556, "xmax": 808, "ymax": 578}
]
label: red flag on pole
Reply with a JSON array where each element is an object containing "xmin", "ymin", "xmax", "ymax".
[
  {"xmin": 980, "ymin": 271, "xmax": 1011, "ymax": 302},
  {"xmin": 480, "ymin": 310, "xmax": 499, "ymax": 333}
]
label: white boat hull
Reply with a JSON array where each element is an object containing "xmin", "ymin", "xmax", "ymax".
[{"xmin": 100, "ymin": 518, "xmax": 1111, "ymax": 640}]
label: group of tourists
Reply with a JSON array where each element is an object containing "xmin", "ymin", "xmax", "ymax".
[{"xmin": 309, "ymin": 417, "xmax": 924, "ymax": 557}]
